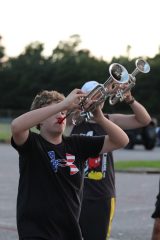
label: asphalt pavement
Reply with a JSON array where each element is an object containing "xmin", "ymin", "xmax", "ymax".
[
  {"xmin": 0, "ymin": 144, "xmax": 159, "ymax": 240},
  {"xmin": 114, "ymin": 145, "xmax": 160, "ymax": 161}
]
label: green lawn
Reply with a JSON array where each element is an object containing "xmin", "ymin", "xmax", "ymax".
[
  {"xmin": 115, "ymin": 160, "xmax": 160, "ymax": 170},
  {"xmin": 0, "ymin": 122, "xmax": 38, "ymax": 142},
  {"xmin": 0, "ymin": 123, "xmax": 11, "ymax": 142}
]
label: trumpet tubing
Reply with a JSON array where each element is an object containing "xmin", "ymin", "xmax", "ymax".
[{"xmin": 71, "ymin": 63, "xmax": 129, "ymax": 125}]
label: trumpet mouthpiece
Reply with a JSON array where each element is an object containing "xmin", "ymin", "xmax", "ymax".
[{"xmin": 57, "ymin": 118, "xmax": 65, "ymax": 124}]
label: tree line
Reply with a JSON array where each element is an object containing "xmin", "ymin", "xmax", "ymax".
[{"xmin": 0, "ymin": 34, "xmax": 159, "ymax": 122}]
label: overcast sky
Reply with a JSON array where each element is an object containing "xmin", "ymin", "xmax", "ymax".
[{"xmin": 0, "ymin": 0, "xmax": 160, "ymax": 61}]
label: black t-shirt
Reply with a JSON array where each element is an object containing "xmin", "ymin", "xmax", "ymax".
[
  {"xmin": 71, "ymin": 121, "xmax": 115, "ymax": 200},
  {"xmin": 11, "ymin": 131, "xmax": 104, "ymax": 240}
]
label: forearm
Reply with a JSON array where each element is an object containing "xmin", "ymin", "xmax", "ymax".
[
  {"xmin": 151, "ymin": 219, "xmax": 160, "ymax": 240},
  {"xmin": 95, "ymin": 115, "xmax": 129, "ymax": 148},
  {"xmin": 11, "ymin": 101, "xmax": 66, "ymax": 133},
  {"xmin": 129, "ymin": 100, "xmax": 151, "ymax": 126}
]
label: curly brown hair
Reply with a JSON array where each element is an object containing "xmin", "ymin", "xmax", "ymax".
[
  {"xmin": 30, "ymin": 90, "xmax": 65, "ymax": 110},
  {"xmin": 30, "ymin": 90, "xmax": 65, "ymax": 130}
]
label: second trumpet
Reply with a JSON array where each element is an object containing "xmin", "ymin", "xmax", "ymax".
[{"xmin": 109, "ymin": 58, "xmax": 150, "ymax": 105}]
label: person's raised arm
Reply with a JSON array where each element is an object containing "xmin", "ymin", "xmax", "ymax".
[
  {"xmin": 11, "ymin": 89, "xmax": 86, "ymax": 145},
  {"xmin": 109, "ymin": 90, "xmax": 151, "ymax": 130},
  {"xmin": 92, "ymin": 107, "xmax": 129, "ymax": 153}
]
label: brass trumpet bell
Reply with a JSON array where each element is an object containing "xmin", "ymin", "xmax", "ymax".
[
  {"xmin": 108, "ymin": 63, "xmax": 129, "ymax": 84},
  {"xmin": 109, "ymin": 58, "xmax": 150, "ymax": 105},
  {"xmin": 132, "ymin": 58, "xmax": 150, "ymax": 77}
]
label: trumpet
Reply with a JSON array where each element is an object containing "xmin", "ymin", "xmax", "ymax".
[
  {"xmin": 71, "ymin": 63, "xmax": 129, "ymax": 125},
  {"xmin": 109, "ymin": 58, "xmax": 150, "ymax": 105}
]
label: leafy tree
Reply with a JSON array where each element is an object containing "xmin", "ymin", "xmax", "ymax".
[
  {"xmin": 0, "ymin": 34, "xmax": 159, "ymax": 122},
  {"xmin": 0, "ymin": 36, "xmax": 5, "ymax": 64}
]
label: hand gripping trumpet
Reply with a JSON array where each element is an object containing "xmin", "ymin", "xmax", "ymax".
[
  {"xmin": 61, "ymin": 63, "xmax": 129, "ymax": 125},
  {"xmin": 108, "ymin": 58, "xmax": 150, "ymax": 105}
]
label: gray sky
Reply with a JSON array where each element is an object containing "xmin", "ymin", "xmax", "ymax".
[{"xmin": 0, "ymin": 0, "xmax": 160, "ymax": 61}]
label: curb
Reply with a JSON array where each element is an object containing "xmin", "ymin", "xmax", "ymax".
[{"xmin": 115, "ymin": 168, "xmax": 160, "ymax": 174}]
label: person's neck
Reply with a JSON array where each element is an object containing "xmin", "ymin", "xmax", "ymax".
[{"xmin": 40, "ymin": 132, "xmax": 63, "ymax": 145}]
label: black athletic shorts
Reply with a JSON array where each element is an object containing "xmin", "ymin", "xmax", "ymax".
[{"xmin": 79, "ymin": 197, "xmax": 116, "ymax": 240}]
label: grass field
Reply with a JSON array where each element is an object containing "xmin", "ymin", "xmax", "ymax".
[
  {"xmin": 0, "ymin": 122, "xmax": 11, "ymax": 142},
  {"xmin": 0, "ymin": 122, "xmax": 38, "ymax": 142},
  {"xmin": 114, "ymin": 160, "xmax": 160, "ymax": 171}
]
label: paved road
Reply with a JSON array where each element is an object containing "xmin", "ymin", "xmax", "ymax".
[
  {"xmin": 111, "ymin": 173, "xmax": 159, "ymax": 240},
  {"xmin": 0, "ymin": 144, "xmax": 18, "ymax": 239},
  {"xmin": 114, "ymin": 145, "xmax": 160, "ymax": 161},
  {"xmin": 0, "ymin": 144, "xmax": 159, "ymax": 240}
]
